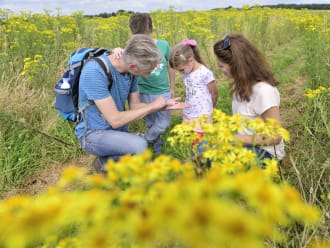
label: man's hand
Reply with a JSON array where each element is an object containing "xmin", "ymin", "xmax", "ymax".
[{"xmin": 150, "ymin": 96, "xmax": 167, "ymax": 110}]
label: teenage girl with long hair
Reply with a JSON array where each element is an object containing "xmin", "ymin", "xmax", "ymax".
[{"xmin": 213, "ymin": 33, "xmax": 285, "ymax": 161}]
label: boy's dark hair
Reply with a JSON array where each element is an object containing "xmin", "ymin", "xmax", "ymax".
[{"xmin": 129, "ymin": 13, "xmax": 153, "ymax": 34}]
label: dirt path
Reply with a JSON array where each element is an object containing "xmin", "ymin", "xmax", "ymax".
[{"xmin": 1, "ymin": 154, "xmax": 95, "ymax": 199}]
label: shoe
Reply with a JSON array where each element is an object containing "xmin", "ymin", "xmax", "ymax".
[
  {"xmin": 153, "ymin": 139, "xmax": 163, "ymax": 155},
  {"xmin": 89, "ymin": 157, "xmax": 107, "ymax": 175},
  {"xmin": 136, "ymin": 132, "xmax": 147, "ymax": 140}
]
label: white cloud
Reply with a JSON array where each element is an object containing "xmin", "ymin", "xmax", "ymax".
[{"xmin": 1, "ymin": 0, "xmax": 329, "ymax": 15}]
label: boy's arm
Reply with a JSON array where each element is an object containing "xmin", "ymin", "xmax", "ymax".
[
  {"xmin": 112, "ymin": 47, "xmax": 124, "ymax": 59},
  {"xmin": 128, "ymin": 91, "xmax": 148, "ymax": 109},
  {"xmin": 168, "ymin": 65, "xmax": 176, "ymax": 98}
]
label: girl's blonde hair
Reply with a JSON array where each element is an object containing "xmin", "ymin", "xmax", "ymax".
[{"xmin": 169, "ymin": 42, "xmax": 205, "ymax": 69}]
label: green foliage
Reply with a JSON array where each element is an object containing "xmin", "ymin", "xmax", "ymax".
[
  {"xmin": 283, "ymin": 86, "xmax": 330, "ymax": 246},
  {"xmin": 0, "ymin": 111, "xmax": 83, "ymax": 192},
  {"xmin": 297, "ymin": 87, "xmax": 330, "ymax": 192},
  {"xmin": 216, "ymin": 84, "xmax": 232, "ymax": 114},
  {"xmin": 162, "ymin": 115, "xmax": 191, "ymax": 160},
  {"xmin": 0, "ymin": 113, "xmax": 42, "ymax": 191}
]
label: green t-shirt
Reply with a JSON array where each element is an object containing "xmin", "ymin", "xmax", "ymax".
[{"xmin": 138, "ymin": 39, "xmax": 171, "ymax": 94}]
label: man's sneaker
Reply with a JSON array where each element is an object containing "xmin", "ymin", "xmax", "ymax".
[
  {"xmin": 89, "ymin": 157, "xmax": 107, "ymax": 175},
  {"xmin": 136, "ymin": 132, "xmax": 144, "ymax": 137},
  {"xmin": 153, "ymin": 139, "xmax": 163, "ymax": 155},
  {"xmin": 136, "ymin": 132, "xmax": 148, "ymax": 141}
]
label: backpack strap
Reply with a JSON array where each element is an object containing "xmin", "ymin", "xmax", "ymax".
[
  {"xmin": 76, "ymin": 56, "xmax": 113, "ymax": 121},
  {"xmin": 78, "ymin": 56, "xmax": 135, "ymax": 119},
  {"xmin": 83, "ymin": 57, "xmax": 113, "ymax": 106},
  {"xmin": 94, "ymin": 57, "xmax": 134, "ymax": 111},
  {"xmin": 95, "ymin": 53, "xmax": 135, "ymax": 90},
  {"xmin": 93, "ymin": 57, "xmax": 113, "ymax": 91}
]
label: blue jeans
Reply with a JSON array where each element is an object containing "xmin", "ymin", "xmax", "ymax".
[
  {"xmin": 245, "ymin": 145, "xmax": 274, "ymax": 160},
  {"xmin": 140, "ymin": 92, "xmax": 171, "ymax": 142},
  {"xmin": 191, "ymin": 132, "xmax": 211, "ymax": 168},
  {"xmin": 79, "ymin": 129, "xmax": 148, "ymax": 169}
]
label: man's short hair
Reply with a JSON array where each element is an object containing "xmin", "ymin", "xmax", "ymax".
[{"xmin": 124, "ymin": 34, "xmax": 161, "ymax": 71}]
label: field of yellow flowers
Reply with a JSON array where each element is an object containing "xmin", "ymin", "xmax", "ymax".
[{"xmin": 0, "ymin": 6, "xmax": 329, "ymax": 248}]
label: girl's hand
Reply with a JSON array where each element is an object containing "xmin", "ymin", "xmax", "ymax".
[
  {"xmin": 166, "ymin": 97, "xmax": 181, "ymax": 106},
  {"xmin": 112, "ymin": 47, "xmax": 124, "ymax": 59}
]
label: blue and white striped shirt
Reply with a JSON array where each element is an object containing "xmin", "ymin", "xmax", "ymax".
[{"xmin": 75, "ymin": 53, "xmax": 138, "ymax": 139}]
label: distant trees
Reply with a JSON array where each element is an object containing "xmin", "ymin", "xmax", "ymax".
[
  {"xmin": 84, "ymin": 9, "xmax": 134, "ymax": 18},
  {"xmin": 216, "ymin": 4, "xmax": 330, "ymax": 11},
  {"xmin": 84, "ymin": 4, "xmax": 330, "ymax": 18},
  {"xmin": 263, "ymin": 4, "xmax": 330, "ymax": 10}
]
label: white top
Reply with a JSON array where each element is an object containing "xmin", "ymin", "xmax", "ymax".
[
  {"xmin": 232, "ymin": 82, "xmax": 285, "ymax": 160},
  {"xmin": 182, "ymin": 65, "xmax": 215, "ymax": 120}
]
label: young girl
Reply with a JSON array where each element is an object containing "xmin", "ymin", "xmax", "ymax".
[
  {"xmin": 213, "ymin": 34, "xmax": 285, "ymax": 162},
  {"xmin": 169, "ymin": 39, "xmax": 218, "ymax": 164},
  {"xmin": 170, "ymin": 39, "xmax": 218, "ymax": 123}
]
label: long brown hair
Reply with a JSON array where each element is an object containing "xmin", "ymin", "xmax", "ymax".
[{"xmin": 213, "ymin": 33, "xmax": 278, "ymax": 101}]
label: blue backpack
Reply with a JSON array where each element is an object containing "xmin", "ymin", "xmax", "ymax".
[{"xmin": 54, "ymin": 47, "xmax": 113, "ymax": 122}]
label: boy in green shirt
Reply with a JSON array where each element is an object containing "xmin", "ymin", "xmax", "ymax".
[{"xmin": 114, "ymin": 13, "xmax": 176, "ymax": 154}]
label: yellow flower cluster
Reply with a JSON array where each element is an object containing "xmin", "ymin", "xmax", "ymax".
[
  {"xmin": 305, "ymin": 86, "xmax": 330, "ymax": 99},
  {"xmin": 0, "ymin": 111, "xmax": 320, "ymax": 248},
  {"xmin": 19, "ymin": 54, "xmax": 44, "ymax": 82},
  {"xmin": 169, "ymin": 109, "xmax": 290, "ymax": 175}
]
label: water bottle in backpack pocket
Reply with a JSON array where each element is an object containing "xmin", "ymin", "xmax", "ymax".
[{"xmin": 54, "ymin": 71, "xmax": 76, "ymax": 121}]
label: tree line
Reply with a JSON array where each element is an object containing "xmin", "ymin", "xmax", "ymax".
[
  {"xmin": 262, "ymin": 3, "xmax": 330, "ymax": 10},
  {"xmin": 85, "ymin": 4, "xmax": 330, "ymax": 18}
]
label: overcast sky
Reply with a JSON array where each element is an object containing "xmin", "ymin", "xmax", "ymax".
[{"xmin": 1, "ymin": 0, "xmax": 329, "ymax": 15}]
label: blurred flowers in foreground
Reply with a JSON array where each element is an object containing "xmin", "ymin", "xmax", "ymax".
[{"xmin": 0, "ymin": 110, "xmax": 321, "ymax": 248}]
